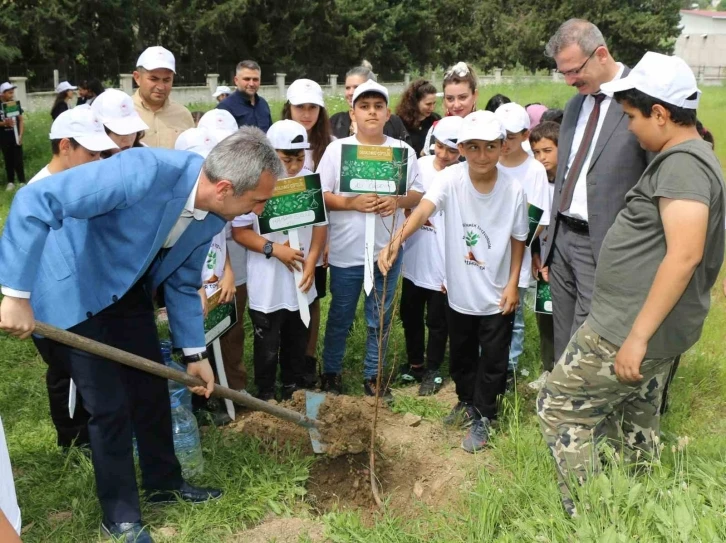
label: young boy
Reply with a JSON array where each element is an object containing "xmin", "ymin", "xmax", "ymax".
[
  {"xmin": 380, "ymin": 111, "xmax": 528, "ymax": 452},
  {"xmin": 400, "ymin": 116, "xmax": 463, "ymax": 395},
  {"xmin": 495, "ymin": 102, "xmax": 551, "ymax": 381},
  {"xmin": 317, "ymin": 80, "xmax": 423, "ymax": 398},
  {"xmin": 0, "ymin": 82, "xmax": 26, "ymax": 191},
  {"xmin": 528, "ymin": 121, "xmax": 560, "ymax": 391},
  {"xmin": 26, "ymin": 107, "xmax": 118, "ymax": 449},
  {"xmin": 538, "ymin": 52, "xmax": 724, "ymax": 517},
  {"xmin": 233, "ymin": 120, "xmax": 327, "ymax": 401}
]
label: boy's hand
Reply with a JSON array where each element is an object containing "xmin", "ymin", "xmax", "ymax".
[
  {"xmin": 218, "ymin": 272, "xmax": 236, "ymax": 304},
  {"xmin": 499, "ymin": 284, "xmax": 519, "ymax": 315},
  {"xmin": 299, "ymin": 258, "xmax": 316, "ymax": 293},
  {"xmin": 378, "ymin": 241, "xmax": 400, "ymax": 275},
  {"xmin": 323, "ymin": 244, "xmax": 329, "ymax": 268},
  {"xmin": 273, "ymin": 243, "xmax": 304, "ymax": 272},
  {"xmin": 351, "ymin": 193, "xmax": 379, "ymax": 213},
  {"xmin": 532, "ymin": 253, "xmax": 542, "ymax": 280},
  {"xmin": 376, "ymin": 196, "xmax": 398, "ymax": 217},
  {"xmin": 615, "ymin": 335, "xmax": 646, "ymax": 383},
  {"xmin": 540, "ymin": 266, "xmax": 549, "ymax": 283},
  {"xmin": 198, "ymin": 287, "xmax": 209, "ymax": 317},
  {"xmin": 187, "ymin": 359, "xmax": 215, "ymax": 398},
  {"xmin": 0, "ymin": 296, "xmax": 35, "ymax": 339}
]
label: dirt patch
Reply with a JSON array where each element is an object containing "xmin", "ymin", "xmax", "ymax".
[{"xmin": 229, "ymin": 517, "xmax": 326, "ymax": 543}]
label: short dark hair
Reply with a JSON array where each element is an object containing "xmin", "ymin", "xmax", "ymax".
[
  {"xmin": 614, "ymin": 88, "xmax": 697, "ymax": 127},
  {"xmin": 529, "ymin": 121, "xmax": 560, "ymax": 146},
  {"xmin": 87, "ymin": 79, "xmax": 105, "ymax": 97},
  {"xmin": 485, "ymin": 94, "xmax": 510, "ymax": 113},
  {"xmin": 278, "ymin": 149, "xmax": 305, "ymax": 158},
  {"xmin": 237, "ymin": 60, "xmax": 261, "ymax": 72},
  {"xmin": 353, "ymin": 91, "xmax": 387, "ymax": 106},
  {"xmin": 540, "ymin": 108, "xmax": 564, "ymax": 124},
  {"xmin": 51, "ymin": 138, "xmax": 80, "ymax": 155}
]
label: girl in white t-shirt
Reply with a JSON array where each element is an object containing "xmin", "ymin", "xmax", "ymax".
[{"xmin": 380, "ymin": 111, "xmax": 528, "ymax": 454}]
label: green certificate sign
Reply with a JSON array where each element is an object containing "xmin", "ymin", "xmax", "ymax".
[
  {"xmin": 525, "ymin": 203, "xmax": 544, "ymax": 247},
  {"xmin": 535, "ymin": 279, "xmax": 552, "ymax": 314},
  {"xmin": 340, "ymin": 144, "xmax": 408, "ymax": 195},
  {"xmin": 204, "ymin": 290, "xmax": 237, "ymax": 345},
  {"xmin": 1, "ymin": 101, "xmax": 20, "ymax": 118},
  {"xmin": 258, "ymin": 173, "xmax": 327, "ymax": 235}
]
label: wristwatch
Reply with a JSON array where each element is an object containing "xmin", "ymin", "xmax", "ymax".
[
  {"xmin": 182, "ymin": 350, "xmax": 208, "ymax": 364},
  {"xmin": 263, "ymin": 241, "xmax": 274, "ymax": 259}
]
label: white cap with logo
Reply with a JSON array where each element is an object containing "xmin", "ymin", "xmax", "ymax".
[
  {"xmin": 197, "ymin": 109, "xmax": 238, "ymax": 142},
  {"xmin": 600, "ymin": 52, "xmax": 701, "ymax": 109},
  {"xmin": 266, "ymin": 120, "xmax": 310, "ymax": 150},
  {"xmin": 495, "ymin": 102, "xmax": 530, "ymax": 133},
  {"xmin": 458, "ymin": 110, "xmax": 506, "ymax": 144},
  {"xmin": 0, "ymin": 82, "xmax": 17, "ymax": 93},
  {"xmin": 352, "ymin": 80, "xmax": 389, "ymax": 105},
  {"xmin": 287, "ymin": 79, "xmax": 325, "ymax": 107},
  {"xmin": 49, "ymin": 107, "xmax": 118, "ymax": 152},
  {"xmin": 175, "ymin": 127, "xmax": 218, "ymax": 157},
  {"xmin": 56, "ymin": 81, "xmax": 77, "ymax": 93},
  {"xmin": 91, "ymin": 89, "xmax": 149, "ymax": 135},
  {"xmin": 136, "ymin": 46, "xmax": 176, "ymax": 73},
  {"xmin": 212, "ymin": 85, "xmax": 232, "ymax": 98},
  {"xmin": 432, "ymin": 116, "xmax": 464, "ymax": 149}
]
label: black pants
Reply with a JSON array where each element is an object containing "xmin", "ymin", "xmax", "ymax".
[
  {"xmin": 447, "ymin": 308, "xmax": 514, "ymax": 420},
  {"xmin": 536, "ymin": 312, "xmax": 555, "ymax": 373},
  {"xmin": 33, "ymin": 338, "xmax": 91, "ymax": 448},
  {"xmin": 400, "ymin": 278, "xmax": 448, "ymax": 371},
  {"xmin": 249, "ymin": 307, "xmax": 311, "ymax": 393},
  {"xmin": 33, "ymin": 281, "xmax": 182, "ymax": 523},
  {"xmin": 0, "ymin": 138, "xmax": 25, "ymax": 184}
]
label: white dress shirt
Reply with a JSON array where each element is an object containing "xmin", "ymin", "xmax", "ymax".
[{"xmin": 563, "ymin": 63, "xmax": 625, "ymax": 222}]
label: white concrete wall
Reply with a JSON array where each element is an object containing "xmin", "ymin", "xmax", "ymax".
[
  {"xmin": 680, "ymin": 12, "xmax": 726, "ymax": 35},
  {"xmin": 676, "ymin": 33, "xmax": 726, "ymax": 71}
]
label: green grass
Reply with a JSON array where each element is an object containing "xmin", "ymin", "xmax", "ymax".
[{"xmin": 1, "ymin": 84, "xmax": 726, "ymax": 542}]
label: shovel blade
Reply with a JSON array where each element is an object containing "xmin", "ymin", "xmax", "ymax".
[{"xmin": 305, "ymin": 391, "xmax": 328, "ymax": 454}]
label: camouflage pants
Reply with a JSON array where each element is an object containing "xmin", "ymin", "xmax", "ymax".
[{"xmin": 537, "ymin": 321, "xmax": 676, "ymax": 504}]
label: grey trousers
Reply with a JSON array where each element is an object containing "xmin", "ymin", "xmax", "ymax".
[{"xmin": 549, "ymin": 222, "xmax": 597, "ymax": 362}]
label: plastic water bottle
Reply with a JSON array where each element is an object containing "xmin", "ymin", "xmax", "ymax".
[
  {"xmin": 160, "ymin": 340, "xmax": 192, "ymax": 413},
  {"xmin": 170, "ymin": 396, "xmax": 204, "ymax": 478}
]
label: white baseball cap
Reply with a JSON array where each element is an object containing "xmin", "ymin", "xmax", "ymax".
[
  {"xmin": 266, "ymin": 120, "xmax": 309, "ymax": 150},
  {"xmin": 458, "ymin": 110, "xmax": 506, "ymax": 144},
  {"xmin": 287, "ymin": 79, "xmax": 325, "ymax": 107},
  {"xmin": 136, "ymin": 46, "xmax": 176, "ymax": 73},
  {"xmin": 49, "ymin": 107, "xmax": 118, "ymax": 152},
  {"xmin": 197, "ymin": 109, "xmax": 238, "ymax": 142},
  {"xmin": 174, "ymin": 127, "xmax": 218, "ymax": 156},
  {"xmin": 352, "ymin": 80, "xmax": 389, "ymax": 105},
  {"xmin": 0, "ymin": 82, "xmax": 17, "ymax": 93},
  {"xmin": 56, "ymin": 81, "xmax": 77, "ymax": 93},
  {"xmin": 600, "ymin": 52, "xmax": 701, "ymax": 110},
  {"xmin": 91, "ymin": 89, "xmax": 149, "ymax": 135},
  {"xmin": 432, "ymin": 116, "xmax": 464, "ymax": 149},
  {"xmin": 212, "ymin": 85, "xmax": 232, "ymax": 98},
  {"xmin": 495, "ymin": 102, "xmax": 530, "ymax": 133}
]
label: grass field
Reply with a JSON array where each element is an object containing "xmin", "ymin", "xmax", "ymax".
[{"xmin": 1, "ymin": 83, "xmax": 726, "ymax": 542}]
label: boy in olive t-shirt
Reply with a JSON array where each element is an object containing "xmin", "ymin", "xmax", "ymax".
[{"xmin": 537, "ymin": 52, "xmax": 725, "ymax": 517}]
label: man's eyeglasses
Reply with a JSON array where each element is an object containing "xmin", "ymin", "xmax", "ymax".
[{"xmin": 557, "ymin": 46, "xmax": 602, "ymax": 77}]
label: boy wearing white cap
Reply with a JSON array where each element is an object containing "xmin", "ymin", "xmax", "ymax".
[
  {"xmin": 91, "ymin": 88, "xmax": 149, "ymax": 155},
  {"xmin": 212, "ymin": 85, "xmax": 232, "ymax": 103},
  {"xmin": 0, "ymin": 82, "xmax": 25, "ymax": 190},
  {"xmin": 317, "ymin": 80, "xmax": 423, "ymax": 399},
  {"xmin": 380, "ymin": 110, "xmax": 528, "ymax": 452},
  {"xmin": 132, "ymin": 46, "xmax": 194, "ymax": 149},
  {"xmin": 538, "ymin": 52, "xmax": 725, "ymax": 517},
  {"xmin": 232, "ymin": 120, "xmax": 327, "ymax": 400},
  {"xmin": 494, "ymin": 102, "xmax": 551, "ymax": 380},
  {"xmin": 399, "ymin": 116, "xmax": 462, "ymax": 395}
]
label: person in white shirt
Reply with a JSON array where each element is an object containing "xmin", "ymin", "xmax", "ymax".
[
  {"xmin": 317, "ymin": 80, "xmax": 423, "ymax": 399},
  {"xmin": 399, "ymin": 116, "xmax": 462, "ymax": 395},
  {"xmin": 232, "ymin": 120, "xmax": 327, "ymax": 400},
  {"xmin": 0, "ymin": 417, "xmax": 21, "ymax": 540},
  {"xmin": 379, "ymin": 111, "xmax": 528, "ymax": 453},
  {"xmin": 27, "ymin": 107, "xmax": 118, "ymax": 450},
  {"xmin": 495, "ymin": 102, "xmax": 551, "ymax": 380}
]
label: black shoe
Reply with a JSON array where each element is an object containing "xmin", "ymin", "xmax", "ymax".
[
  {"xmin": 101, "ymin": 520, "xmax": 154, "ymax": 543},
  {"xmin": 418, "ymin": 371, "xmax": 444, "ymax": 396},
  {"xmin": 194, "ymin": 408, "xmax": 232, "ymax": 427},
  {"xmin": 443, "ymin": 402, "xmax": 479, "ymax": 428},
  {"xmin": 399, "ymin": 364, "xmax": 426, "ymax": 383},
  {"xmin": 364, "ymin": 377, "xmax": 393, "ymax": 403},
  {"xmin": 255, "ymin": 388, "xmax": 276, "ymax": 402},
  {"xmin": 320, "ymin": 373, "xmax": 343, "ymax": 395},
  {"xmin": 147, "ymin": 481, "xmax": 223, "ymax": 505},
  {"xmin": 280, "ymin": 383, "xmax": 301, "ymax": 401},
  {"xmin": 301, "ymin": 356, "xmax": 319, "ymax": 388}
]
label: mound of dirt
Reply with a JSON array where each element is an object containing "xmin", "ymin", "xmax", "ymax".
[{"xmin": 229, "ymin": 516, "xmax": 326, "ymax": 543}]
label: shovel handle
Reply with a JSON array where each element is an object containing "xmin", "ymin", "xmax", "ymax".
[{"xmin": 33, "ymin": 321, "xmax": 322, "ymax": 429}]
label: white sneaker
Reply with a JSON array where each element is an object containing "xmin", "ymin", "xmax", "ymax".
[
  {"xmin": 5, "ymin": 183, "xmax": 14, "ymax": 191},
  {"xmin": 528, "ymin": 371, "xmax": 550, "ymax": 391}
]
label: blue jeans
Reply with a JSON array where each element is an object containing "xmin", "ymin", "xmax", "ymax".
[
  {"xmin": 322, "ymin": 257, "xmax": 402, "ymax": 379},
  {"xmin": 508, "ymin": 287, "xmax": 528, "ymax": 371}
]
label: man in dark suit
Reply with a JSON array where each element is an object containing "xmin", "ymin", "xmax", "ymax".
[
  {"xmin": 0, "ymin": 128, "xmax": 284, "ymax": 543},
  {"xmin": 535, "ymin": 19, "xmax": 649, "ymax": 362}
]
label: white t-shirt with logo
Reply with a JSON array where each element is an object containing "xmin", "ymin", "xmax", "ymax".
[
  {"xmin": 317, "ymin": 135, "xmax": 423, "ymax": 268},
  {"xmin": 28, "ymin": 165, "xmax": 52, "ymax": 184},
  {"xmin": 0, "ymin": 417, "xmax": 20, "ymax": 535},
  {"xmin": 498, "ymin": 157, "xmax": 551, "ymax": 288},
  {"xmin": 402, "ymin": 155, "xmax": 446, "ymax": 291},
  {"xmin": 201, "ymin": 229, "xmax": 228, "ymax": 297},
  {"xmin": 423, "ymin": 162, "xmax": 529, "ymax": 316}
]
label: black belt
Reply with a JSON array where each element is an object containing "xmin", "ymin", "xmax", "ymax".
[{"xmin": 558, "ymin": 212, "xmax": 589, "ymax": 234}]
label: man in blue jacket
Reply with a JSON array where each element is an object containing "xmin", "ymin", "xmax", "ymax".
[
  {"xmin": 217, "ymin": 60, "xmax": 272, "ymax": 132},
  {"xmin": 0, "ymin": 127, "xmax": 284, "ymax": 543}
]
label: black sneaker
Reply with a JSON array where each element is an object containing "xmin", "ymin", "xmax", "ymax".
[
  {"xmin": 443, "ymin": 401, "xmax": 479, "ymax": 428},
  {"xmin": 364, "ymin": 377, "xmax": 394, "ymax": 403},
  {"xmin": 418, "ymin": 371, "xmax": 444, "ymax": 396},
  {"xmin": 280, "ymin": 383, "xmax": 301, "ymax": 401},
  {"xmin": 320, "ymin": 373, "xmax": 343, "ymax": 395},
  {"xmin": 399, "ymin": 364, "xmax": 426, "ymax": 383},
  {"xmin": 255, "ymin": 388, "xmax": 276, "ymax": 402},
  {"xmin": 301, "ymin": 356, "xmax": 319, "ymax": 389},
  {"xmin": 461, "ymin": 416, "xmax": 491, "ymax": 453}
]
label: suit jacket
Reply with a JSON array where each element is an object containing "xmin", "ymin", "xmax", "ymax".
[
  {"xmin": 0, "ymin": 148, "xmax": 226, "ymax": 348},
  {"xmin": 543, "ymin": 68, "xmax": 649, "ymax": 264}
]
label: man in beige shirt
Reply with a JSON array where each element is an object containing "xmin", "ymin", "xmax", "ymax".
[{"xmin": 132, "ymin": 46, "xmax": 194, "ymax": 149}]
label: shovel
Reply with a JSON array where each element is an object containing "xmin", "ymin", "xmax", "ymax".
[{"xmin": 32, "ymin": 321, "xmax": 329, "ymax": 453}]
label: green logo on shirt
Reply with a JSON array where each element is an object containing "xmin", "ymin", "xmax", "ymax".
[{"xmin": 464, "ymin": 230, "xmax": 485, "ymax": 268}]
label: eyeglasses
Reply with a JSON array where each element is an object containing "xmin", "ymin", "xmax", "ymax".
[{"xmin": 556, "ymin": 46, "xmax": 602, "ymax": 77}]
